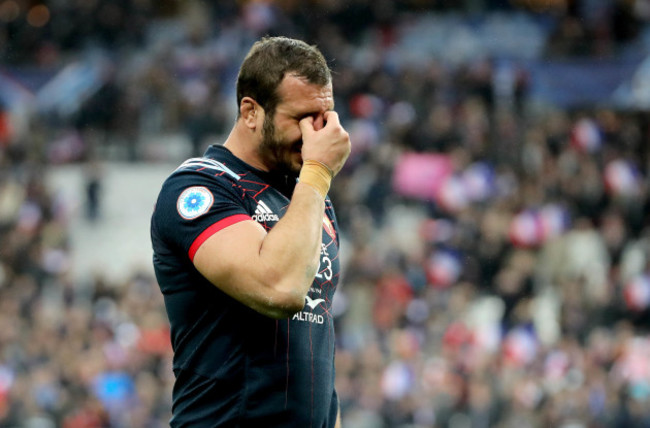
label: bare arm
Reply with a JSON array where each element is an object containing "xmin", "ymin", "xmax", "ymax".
[
  {"xmin": 193, "ymin": 184, "xmax": 325, "ymax": 318},
  {"xmin": 193, "ymin": 112, "xmax": 349, "ymax": 319}
]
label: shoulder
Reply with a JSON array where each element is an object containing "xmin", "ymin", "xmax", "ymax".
[
  {"xmin": 175, "ymin": 157, "xmax": 242, "ymax": 182},
  {"xmin": 151, "ymin": 156, "xmax": 255, "ymax": 250},
  {"xmin": 159, "ymin": 156, "xmax": 244, "ymax": 198},
  {"xmin": 153, "ymin": 155, "xmax": 250, "ymax": 225}
]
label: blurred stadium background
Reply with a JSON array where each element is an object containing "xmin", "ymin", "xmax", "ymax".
[{"xmin": 1, "ymin": 0, "xmax": 650, "ymax": 427}]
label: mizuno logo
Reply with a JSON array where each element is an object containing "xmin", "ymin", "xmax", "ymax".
[
  {"xmin": 305, "ymin": 295, "xmax": 325, "ymax": 310},
  {"xmin": 252, "ymin": 200, "xmax": 279, "ymax": 222}
]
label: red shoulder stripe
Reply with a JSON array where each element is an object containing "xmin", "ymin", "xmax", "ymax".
[{"xmin": 188, "ymin": 214, "xmax": 252, "ymax": 262}]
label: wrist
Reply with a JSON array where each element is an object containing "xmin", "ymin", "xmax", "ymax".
[{"xmin": 299, "ymin": 160, "xmax": 332, "ymax": 199}]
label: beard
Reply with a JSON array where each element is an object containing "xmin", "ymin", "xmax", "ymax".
[{"xmin": 258, "ymin": 113, "xmax": 301, "ymax": 175}]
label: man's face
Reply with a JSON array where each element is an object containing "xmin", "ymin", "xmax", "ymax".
[{"xmin": 257, "ymin": 74, "xmax": 333, "ymax": 175}]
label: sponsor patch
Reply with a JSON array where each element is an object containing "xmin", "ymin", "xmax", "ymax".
[{"xmin": 177, "ymin": 186, "xmax": 213, "ymax": 220}]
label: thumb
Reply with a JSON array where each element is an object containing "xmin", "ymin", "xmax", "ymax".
[{"xmin": 299, "ymin": 116, "xmax": 315, "ymax": 136}]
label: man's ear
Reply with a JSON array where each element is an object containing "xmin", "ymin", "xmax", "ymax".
[{"xmin": 240, "ymin": 97, "xmax": 260, "ymax": 130}]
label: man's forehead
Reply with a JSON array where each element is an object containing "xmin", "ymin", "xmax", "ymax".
[{"xmin": 277, "ymin": 74, "xmax": 333, "ymax": 109}]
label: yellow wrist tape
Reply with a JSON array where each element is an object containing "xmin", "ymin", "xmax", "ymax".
[{"xmin": 299, "ymin": 160, "xmax": 333, "ymax": 199}]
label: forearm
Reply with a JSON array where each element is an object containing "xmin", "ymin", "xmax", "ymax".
[{"xmin": 258, "ymin": 182, "xmax": 325, "ymax": 299}]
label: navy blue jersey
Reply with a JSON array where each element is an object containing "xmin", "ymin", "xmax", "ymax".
[{"xmin": 151, "ymin": 145, "xmax": 340, "ymax": 427}]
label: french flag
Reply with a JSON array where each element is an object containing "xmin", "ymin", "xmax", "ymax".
[
  {"xmin": 509, "ymin": 205, "xmax": 570, "ymax": 248},
  {"xmin": 436, "ymin": 174, "xmax": 469, "ymax": 213},
  {"xmin": 604, "ymin": 159, "xmax": 642, "ymax": 197},
  {"xmin": 509, "ymin": 210, "xmax": 544, "ymax": 248},
  {"xmin": 426, "ymin": 249, "xmax": 462, "ymax": 288},
  {"xmin": 571, "ymin": 117, "xmax": 602, "ymax": 153},
  {"xmin": 502, "ymin": 326, "xmax": 538, "ymax": 367},
  {"xmin": 539, "ymin": 204, "xmax": 571, "ymax": 240},
  {"xmin": 624, "ymin": 274, "xmax": 650, "ymax": 311}
]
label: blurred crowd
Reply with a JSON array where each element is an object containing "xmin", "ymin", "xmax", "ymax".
[{"xmin": 1, "ymin": 0, "xmax": 650, "ymax": 427}]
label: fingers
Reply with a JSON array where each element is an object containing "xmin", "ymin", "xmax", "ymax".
[
  {"xmin": 299, "ymin": 116, "xmax": 315, "ymax": 136},
  {"xmin": 300, "ymin": 111, "xmax": 341, "ymax": 134},
  {"xmin": 299, "ymin": 110, "xmax": 350, "ymax": 177},
  {"xmin": 323, "ymin": 111, "xmax": 340, "ymax": 128}
]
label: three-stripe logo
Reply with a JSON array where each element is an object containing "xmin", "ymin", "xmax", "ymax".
[{"xmin": 252, "ymin": 200, "xmax": 279, "ymax": 222}]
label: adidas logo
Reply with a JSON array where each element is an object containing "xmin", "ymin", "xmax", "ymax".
[{"xmin": 252, "ymin": 200, "xmax": 279, "ymax": 222}]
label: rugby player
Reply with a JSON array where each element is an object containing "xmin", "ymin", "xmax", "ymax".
[{"xmin": 151, "ymin": 36, "xmax": 351, "ymax": 427}]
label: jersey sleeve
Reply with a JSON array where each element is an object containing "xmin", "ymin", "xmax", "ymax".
[{"xmin": 152, "ymin": 171, "xmax": 251, "ymax": 262}]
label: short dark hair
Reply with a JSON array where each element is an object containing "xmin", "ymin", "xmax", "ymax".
[{"xmin": 236, "ymin": 37, "xmax": 331, "ymax": 118}]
